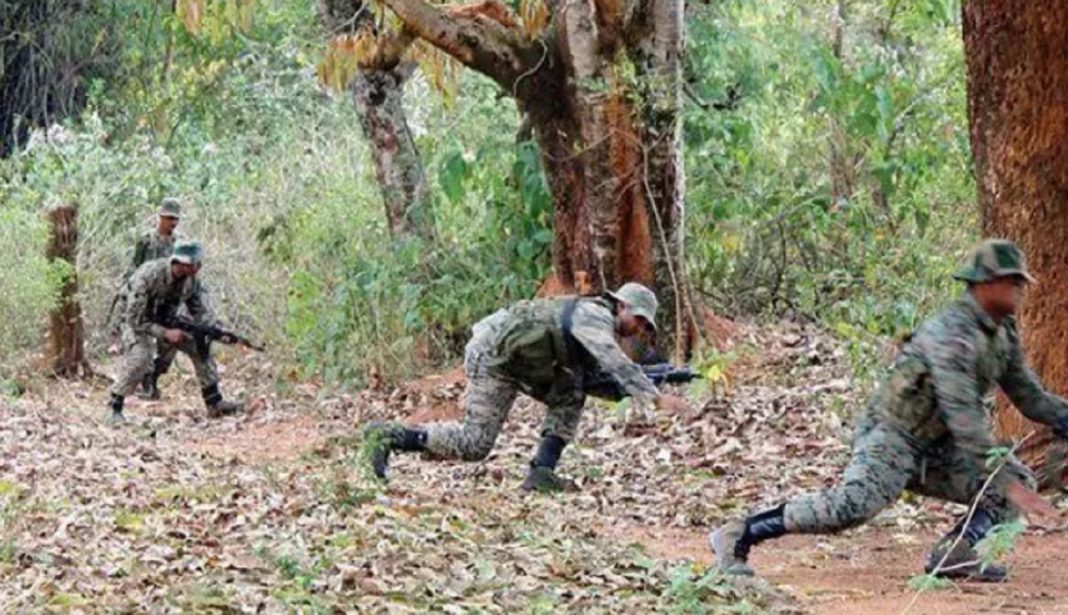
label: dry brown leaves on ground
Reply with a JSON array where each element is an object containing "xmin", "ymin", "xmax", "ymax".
[{"xmin": 1, "ymin": 322, "xmax": 1066, "ymax": 613}]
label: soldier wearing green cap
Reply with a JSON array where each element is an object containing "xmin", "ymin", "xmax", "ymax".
[
  {"xmin": 130, "ymin": 197, "xmax": 182, "ymax": 276},
  {"xmin": 107, "ymin": 241, "xmax": 244, "ymax": 425},
  {"xmin": 363, "ymin": 282, "xmax": 692, "ymax": 492},
  {"xmin": 711, "ymin": 239, "xmax": 1068, "ymax": 583}
]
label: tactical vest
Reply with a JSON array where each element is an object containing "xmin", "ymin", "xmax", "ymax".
[{"xmin": 487, "ymin": 296, "xmax": 609, "ymax": 402}]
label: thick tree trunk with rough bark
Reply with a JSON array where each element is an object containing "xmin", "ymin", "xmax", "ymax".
[
  {"xmin": 378, "ymin": 0, "xmax": 695, "ymax": 357},
  {"xmin": 317, "ymin": 0, "xmax": 432, "ymax": 240},
  {"xmin": 964, "ymin": 0, "xmax": 1068, "ymax": 480},
  {"xmin": 46, "ymin": 205, "xmax": 90, "ymax": 378}
]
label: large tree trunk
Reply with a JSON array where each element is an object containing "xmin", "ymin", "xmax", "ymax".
[
  {"xmin": 379, "ymin": 0, "xmax": 695, "ymax": 358},
  {"xmin": 45, "ymin": 205, "xmax": 90, "ymax": 378},
  {"xmin": 963, "ymin": 0, "xmax": 1068, "ymax": 481},
  {"xmin": 317, "ymin": 0, "xmax": 432, "ymax": 240}
]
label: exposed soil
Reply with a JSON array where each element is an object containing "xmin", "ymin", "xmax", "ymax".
[{"xmin": 609, "ymin": 523, "xmax": 1068, "ymax": 614}]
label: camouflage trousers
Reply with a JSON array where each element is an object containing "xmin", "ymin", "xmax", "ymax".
[
  {"xmin": 424, "ymin": 336, "xmax": 585, "ymax": 462},
  {"xmin": 110, "ymin": 328, "xmax": 219, "ymax": 397},
  {"xmin": 784, "ymin": 421, "xmax": 1033, "ymax": 533}
]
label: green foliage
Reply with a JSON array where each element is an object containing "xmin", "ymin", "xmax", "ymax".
[
  {"xmin": 975, "ymin": 519, "xmax": 1025, "ymax": 570},
  {"xmin": 0, "ymin": 1, "xmax": 551, "ymax": 383},
  {"xmin": 685, "ymin": 0, "xmax": 975, "ymax": 381},
  {"xmin": 906, "ymin": 572, "xmax": 954, "ymax": 592},
  {"xmin": 0, "ymin": 0, "xmax": 980, "ymax": 392},
  {"xmin": 663, "ymin": 565, "xmax": 754, "ymax": 614}
]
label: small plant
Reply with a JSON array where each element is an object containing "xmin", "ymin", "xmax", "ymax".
[
  {"xmin": 906, "ymin": 573, "xmax": 954, "ymax": 592},
  {"xmin": 664, "ymin": 564, "xmax": 752, "ymax": 614},
  {"xmin": 975, "ymin": 520, "xmax": 1025, "ymax": 571},
  {"xmin": 0, "ymin": 538, "xmax": 17, "ymax": 564}
]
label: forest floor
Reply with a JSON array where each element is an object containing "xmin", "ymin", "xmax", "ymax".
[{"xmin": 2, "ymin": 322, "xmax": 1068, "ymax": 613}]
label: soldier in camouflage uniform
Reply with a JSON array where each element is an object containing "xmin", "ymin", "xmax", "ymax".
[
  {"xmin": 711, "ymin": 239, "xmax": 1067, "ymax": 582},
  {"xmin": 107, "ymin": 197, "xmax": 183, "ymax": 398},
  {"xmin": 130, "ymin": 197, "xmax": 182, "ymax": 274},
  {"xmin": 364, "ymin": 283, "xmax": 692, "ymax": 492},
  {"xmin": 107, "ymin": 241, "xmax": 244, "ymax": 425}
]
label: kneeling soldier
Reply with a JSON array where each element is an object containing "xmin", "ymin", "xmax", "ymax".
[
  {"xmin": 364, "ymin": 283, "xmax": 692, "ymax": 492},
  {"xmin": 711, "ymin": 239, "xmax": 1065, "ymax": 582},
  {"xmin": 107, "ymin": 241, "xmax": 244, "ymax": 424}
]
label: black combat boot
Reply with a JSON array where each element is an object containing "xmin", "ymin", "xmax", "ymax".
[
  {"xmin": 710, "ymin": 504, "xmax": 787, "ymax": 576},
  {"xmin": 925, "ymin": 508, "xmax": 1008, "ymax": 582},
  {"xmin": 137, "ymin": 356, "xmax": 170, "ymax": 400},
  {"xmin": 106, "ymin": 393, "xmax": 126, "ymax": 426},
  {"xmin": 137, "ymin": 371, "xmax": 160, "ymax": 401},
  {"xmin": 520, "ymin": 435, "xmax": 576, "ymax": 494},
  {"xmin": 202, "ymin": 384, "xmax": 244, "ymax": 418},
  {"xmin": 363, "ymin": 421, "xmax": 428, "ymax": 479}
]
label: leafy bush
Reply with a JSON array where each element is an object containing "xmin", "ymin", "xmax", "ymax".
[
  {"xmin": 0, "ymin": 0, "xmax": 982, "ymax": 390},
  {"xmin": 684, "ymin": 1, "xmax": 975, "ymax": 380}
]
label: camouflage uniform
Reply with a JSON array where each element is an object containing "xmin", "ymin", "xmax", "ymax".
[
  {"xmin": 784, "ymin": 292, "xmax": 1060, "ymax": 532},
  {"xmin": 110, "ymin": 258, "xmax": 220, "ymax": 399},
  {"xmin": 711, "ymin": 239, "xmax": 1066, "ymax": 581},
  {"xmin": 108, "ymin": 198, "xmax": 181, "ymax": 335},
  {"xmin": 129, "ymin": 229, "xmax": 178, "ymax": 274},
  {"xmin": 424, "ymin": 296, "xmax": 660, "ymax": 460}
]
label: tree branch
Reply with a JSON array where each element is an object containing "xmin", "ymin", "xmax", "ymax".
[{"xmin": 377, "ymin": 0, "xmax": 541, "ymax": 94}]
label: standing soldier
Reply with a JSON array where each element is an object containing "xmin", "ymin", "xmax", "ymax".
[
  {"xmin": 711, "ymin": 239, "xmax": 1065, "ymax": 582},
  {"xmin": 130, "ymin": 197, "xmax": 182, "ymax": 274},
  {"xmin": 363, "ymin": 283, "xmax": 692, "ymax": 492},
  {"xmin": 107, "ymin": 241, "xmax": 244, "ymax": 425}
]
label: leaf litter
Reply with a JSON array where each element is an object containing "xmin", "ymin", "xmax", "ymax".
[{"xmin": 2, "ymin": 322, "xmax": 1066, "ymax": 613}]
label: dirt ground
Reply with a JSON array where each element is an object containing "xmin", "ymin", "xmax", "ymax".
[
  {"xmin": 611, "ymin": 523, "xmax": 1068, "ymax": 614},
  {"xmin": 5, "ymin": 323, "xmax": 1068, "ymax": 612}
]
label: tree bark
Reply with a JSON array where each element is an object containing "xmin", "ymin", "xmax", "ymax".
[
  {"xmin": 963, "ymin": 0, "xmax": 1068, "ymax": 482},
  {"xmin": 45, "ymin": 205, "xmax": 90, "ymax": 378},
  {"xmin": 379, "ymin": 0, "xmax": 695, "ymax": 357},
  {"xmin": 317, "ymin": 0, "xmax": 432, "ymax": 240},
  {"xmin": 352, "ymin": 62, "xmax": 433, "ymax": 240}
]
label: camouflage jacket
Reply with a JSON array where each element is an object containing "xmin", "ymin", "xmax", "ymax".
[
  {"xmin": 866, "ymin": 292, "xmax": 1068, "ymax": 487},
  {"xmin": 128, "ymin": 230, "xmax": 178, "ymax": 277},
  {"xmin": 122, "ymin": 259, "xmax": 215, "ymax": 339},
  {"xmin": 477, "ymin": 297, "xmax": 660, "ymax": 406}
]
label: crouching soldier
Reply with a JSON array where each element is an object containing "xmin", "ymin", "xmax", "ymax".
[
  {"xmin": 711, "ymin": 239, "xmax": 1065, "ymax": 582},
  {"xmin": 364, "ymin": 283, "xmax": 692, "ymax": 492},
  {"xmin": 107, "ymin": 241, "xmax": 244, "ymax": 424}
]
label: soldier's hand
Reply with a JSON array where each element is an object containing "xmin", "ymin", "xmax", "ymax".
[
  {"xmin": 1006, "ymin": 480, "xmax": 1055, "ymax": 521},
  {"xmin": 163, "ymin": 328, "xmax": 187, "ymax": 345},
  {"xmin": 655, "ymin": 394, "xmax": 693, "ymax": 415}
]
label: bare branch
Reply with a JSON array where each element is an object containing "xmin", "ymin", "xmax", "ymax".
[{"xmin": 377, "ymin": 0, "xmax": 541, "ymax": 93}]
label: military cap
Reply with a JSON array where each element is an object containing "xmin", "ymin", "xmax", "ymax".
[
  {"xmin": 158, "ymin": 197, "xmax": 181, "ymax": 219},
  {"xmin": 954, "ymin": 238, "xmax": 1036, "ymax": 284},
  {"xmin": 609, "ymin": 282, "xmax": 659, "ymax": 331},
  {"xmin": 170, "ymin": 240, "xmax": 203, "ymax": 265}
]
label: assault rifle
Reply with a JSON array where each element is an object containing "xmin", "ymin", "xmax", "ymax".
[
  {"xmin": 157, "ymin": 315, "xmax": 265, "ymax": 359},
  {"xmin": 584, "ymin": 363, "xmax": 702, "ymax": 401}
]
